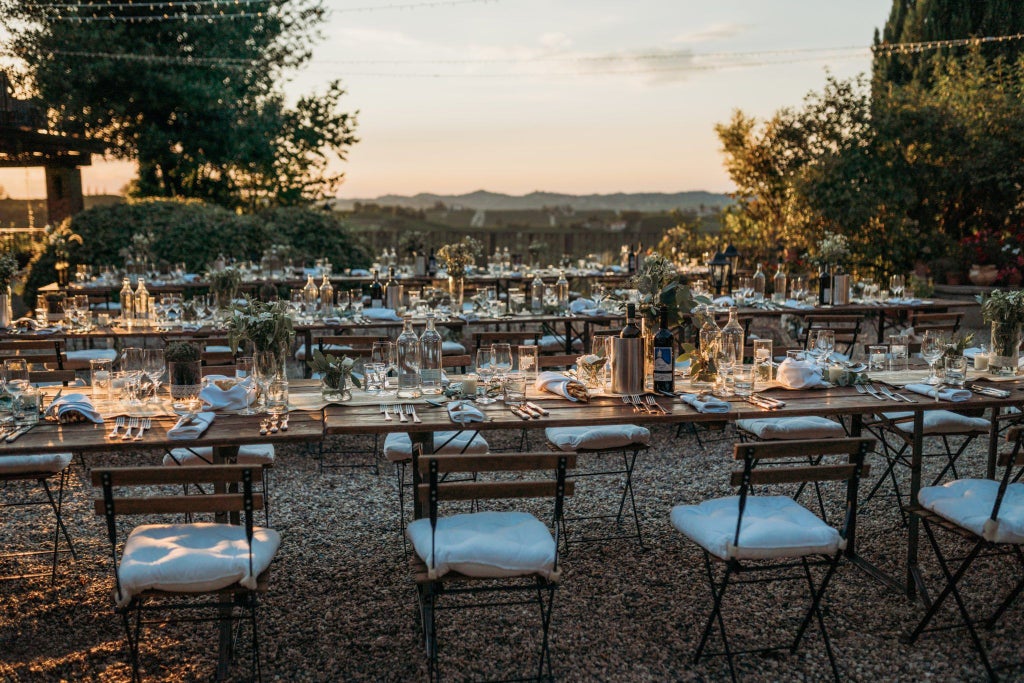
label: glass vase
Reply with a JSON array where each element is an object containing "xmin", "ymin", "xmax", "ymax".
[
  {"xmin": 0, "ymin": 285, "xmax": 12, "ymax": 328},
  {"xmin": 168, "ymin": 360, "xmax": 203, "ymax": 411},
  {"xmin": 448, "ymin": 276, "xmax": 464, "ymax": 310},
  {"xmin": 321, "ymin": 375, "xmax": 352, "ymax": 402},
  {"xmin": 990, "ymin": 321, "xmax": 1022, "ymax": 376}
]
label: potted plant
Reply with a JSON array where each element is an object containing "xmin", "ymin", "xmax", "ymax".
[
  {"xmin": 436, "ymin": 237, "xmax": 482, "ymax": 307},
  {"xmin": 165, "ymin": 341, "xmax": 202, "ymax": 408},
  {"xmin": 308, "ymin": 349, "xmax": 361, "ymax": 401},
  {"xmin": 979, "ymin": 289, "xmax": 1024, "ymax": 375},
  {"xmin": 0, "ymin": 251, "xmax": 18, "ymax": 328}
]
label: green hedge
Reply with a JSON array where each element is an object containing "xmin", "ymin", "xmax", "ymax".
[{"xmin": 24, "ymin": 198, "xmax": 371, "ymax": 306}]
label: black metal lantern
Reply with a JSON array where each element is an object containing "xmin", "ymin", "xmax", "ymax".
[
  {"xmin": 709, "ymin": 252, "xmax": 729, "ymax": 296},
  {"xmin": 723, "ymin": 244, "xmax": 740, "ymax": 291}
]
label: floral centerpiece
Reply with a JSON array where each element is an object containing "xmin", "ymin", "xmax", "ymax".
[
  {"xmin": 979, "ymin": 289, "xmax": 1024, "ymax": 375},
  {"xmin": 308, "ymin": 349, "xmax": 361, "ymax": 401},
  {"xmin": 207, "ymin": 266, "xmax": 243, "ymax": 309},
  {"xmin": 0, "ymin": 251, "xmax": 18, "ymax": 327},
  {"xmin": 226, "ymin": 299, "xmax": 295, "ymax": 372},
  {"xmin": 165, "ymin": 341, "xmax": 202, "ymax": 408},
  {"xmin": 808, "ymin": 231, "xmax": 851, "ymax": 270},
  {"xmin": 436, "ymin": 237, "xmax": 482, "ymax": 306}
]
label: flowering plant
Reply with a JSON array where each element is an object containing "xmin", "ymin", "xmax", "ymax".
[
  {"xmin": 207, "ymin": 267, "xmax": 243, "ymax": 301},
  {"xmin": 978, "ymin": 289, "xmax": 1024, "ymax": 327},
  {"xmin": 226, "ymin": 299, "xmax": 295, "ymax": 355},
  {"xmin": 808, "ymin": 231, "xmax": 850, "ymax": 268},
  {"xmin": 436, "ymin": 237, "xmax": 482, "ymax": 279},
  {"xmin": 0, "ymin": 252, "xmax": 19, "ymax": 290}
]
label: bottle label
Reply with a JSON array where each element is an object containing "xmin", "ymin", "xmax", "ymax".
[{"xmin": 653, "ymin": 346, "xmax": 673, "ymax": 376}]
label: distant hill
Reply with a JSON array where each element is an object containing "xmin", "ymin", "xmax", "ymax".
[
  {"xmin": 333, "ymin": 190, "xmax": 731, "ymax": 213},
  {"xmin": 0, "ymin": 194, "xmax": 122, "ymax": 228}
]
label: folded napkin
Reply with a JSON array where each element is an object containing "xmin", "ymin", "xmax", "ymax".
[
  {"xmin": 713, "ymin": 296, "xmax": 734, "ymax": 307},
  {"xmin": 45, "ymin": 393, "xmax": 103, "ymax": 424},
  {"xmin": 458, "ymin": 313, "xmax": 480, "ymax": 323},
  {"xmin": 535, "ymin": 371, "xmax": 588, "ymax": 401},
  {"xmin": 448, "ymin": 401, "xmax": 485, "ymax": 424},
  {"xmin": 569, "ymin": 298, "xmax": 594, "ymax": 314},
  {"xmin": 323, "ymin": 317, "xmax": 343, "ymax": 326},
  {"xmin": 904, "ymin": 383, "xmax": 972, "ymax": 402},
  {"xmin": 887, "ymin": 297, "xmax": 923, "ymax": 305},
  {"xmin": 776, "ymin": 358, "xmax": 829, "ymax": 389},
  {"xmin": 963, "ymin": 347, "xmax": 984, "ymax": 359},
  {"xmin": 679, "ymin": 393, "xmax": 731, "ymax": 414},
  {"xmin": 168, "ymin": 411, "xmax": 215, "ymax": 440},
  {"xmin": 784, "ymin": 299, "xmax": 815, "ymax": 310},
  {"xmin": 361, "ymin": 307, "xmax": 403, "ymax": 322},
  {"xmin": 200, "ymin": 375, "xmax": 256, "ymax": 411},
  {"xmin": 351, "ymin": 268, "xmax": 371, "ymax": 277}
]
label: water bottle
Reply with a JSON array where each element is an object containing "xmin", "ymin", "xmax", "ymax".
[
  {"xmin": 419, "ymin": 313, "xmax": 443, "ymax": 395},
  {"xmin": 396, "ymin": 314, "xmax": 422, "ymax": 398}
]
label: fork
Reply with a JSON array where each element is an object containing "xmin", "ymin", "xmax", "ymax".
[
  {"xmin": 107, "ymin": 416, "xmax": 125, "ymax": 439},
  {"xmin": 132, "ymin": 418, "xmax": 152, "ymax": 441},
  {"xmin": 121, "ymin": 417, "xmax": 140, "ymax": 440},
  {"xmin": 397, "ymin": 403, "xmax": 408, "ymax": 423},
  {"xmin": 631, "ymin": 394, "xmax": 654, "ymax": 414},
  {"xmin": 407, "ymin": 404, "xmax": 422, "ymax": 424},
  {"xmin": 381, "ymin": 404, "xmax": 393, "ymax": 422},
  {"xmin": 855, "ymin": 383, "xmax": 886, "ymax": 401},
  {"xmin": 644, "ymin": 395, "xmax": 669, "ymax": 414},
  {"xmin": 621, "ymin": 395, "xmax": 640, "ymax": 413}
]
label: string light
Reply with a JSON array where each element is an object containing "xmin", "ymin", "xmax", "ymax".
[
  {"xmin": 872, "ymin": 33, "xmax": 1024, "ymax": 55},
  {"xmin": 26, "ymin": 0, "xmax": 270, "ymax": 9},
  {"xmin": 38, "ymin": 11, "xmax": 270, "ymax": 22}
]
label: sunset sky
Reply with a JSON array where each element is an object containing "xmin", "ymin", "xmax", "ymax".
[{"xmin": 1, "ymin": 0, "xmax": 891, "ymax": 201}]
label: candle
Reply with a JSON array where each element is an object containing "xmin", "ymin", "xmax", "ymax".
[
  {"xmin": 461, "ymin": 374, "xmax": 478, "ymax": 398},
  {"xmin": 974, "ymin": 353, "xmax": 989, "ymax": 371},
  {"xmin": 827, "ymin": 364, "xmax": 848, "ymax": 385}
]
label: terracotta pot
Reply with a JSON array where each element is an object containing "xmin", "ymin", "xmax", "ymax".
[{"xmin": 969, "ymin": 264, "xmax": 999, "ymax": 286}]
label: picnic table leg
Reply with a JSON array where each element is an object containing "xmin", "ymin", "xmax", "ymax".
[
  {"xmin": 987, "ymin": 407, "xmax": 1000, "ymax": 480},
  {"xmin": 303, "ymin": 330, "xmax": 313, "ymax": 379},
  {"xmin": 906, "ymin": 410, "xmax": 928, "ymax": 603},
  {"xmin": 877, "ymin": 310, "xmax": 887, "ymax": 344},
  {"xmin": 845, "ymin": 414, "xmax": 862, "ymax": 558},
  {"xmin": 212, "ymin": 444, "xmax": 241, "ymax": 680}
]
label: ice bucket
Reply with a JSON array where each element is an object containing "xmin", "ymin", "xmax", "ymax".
[
  {"xmin": 610, "ymin": 337, "xmax": 644, "ymax": 395},
  {"xmin": 832, "ymin": 274, "xmax": 850, "ymax": 305}
]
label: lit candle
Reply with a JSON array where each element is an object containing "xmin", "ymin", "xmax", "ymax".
[
  {"xmin": 974, "ymin": 353, "xmax": 989, "ymax": 372},
  {"xmin": 461, "ymin": 374, "xmax": 478, "ymax": 398}
]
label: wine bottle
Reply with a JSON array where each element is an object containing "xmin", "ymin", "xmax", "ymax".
[
  {"xmin": 368, "ymin": 269, "xmax": 383, "ymax": 308},
  {"xmin": 555, "ymin": 270, "xmax": 569, "ymax": 311},
  {"xmin": 427, "ymin": 248, "xmax": 437, "ymax": 278},
  {"xmin": 627, "ymin": 244, "xmax": 638, "ymax": 275},
  {"xmin": 621, "ymin": 303, "xmax": 642, "ymax": 338},
  {"xmin": 653, "ymin": 307, "xmax": 674, "ymax": 393},
  {"xmin": 530, "ymin": 273, "xmax": 544, "ymax": 313},
  {"xmin": 752, "ymin": 264, "xmax": 766, "ymax": 302},
  {"xmin": 772, "ymin": 262, "xmax": 787, "ymax": 304},
  {"xmin": 818, "ymin": 267, "xmax": 831, "ymax": 306},
  {"xmin": 384, "ymin": 266, "xmax": 402, "ymax": 309}
]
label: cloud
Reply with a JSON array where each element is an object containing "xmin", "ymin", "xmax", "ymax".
[
  {"xmin": 539, "ymin": 32, "xmax": 572, "ymax": 50},
  {"xmin": 672, "ymin": 22, "xmax": 751, "ymax": 44}
]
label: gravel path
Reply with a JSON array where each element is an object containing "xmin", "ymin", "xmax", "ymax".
[{"xmin": 2, "ymin": 418, "xmax": 1022, "ymax": 682}]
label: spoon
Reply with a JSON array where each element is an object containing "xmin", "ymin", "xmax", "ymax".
[{"xmin": 259, "ymin": 420, "xmax": 268, "ymax": 436}]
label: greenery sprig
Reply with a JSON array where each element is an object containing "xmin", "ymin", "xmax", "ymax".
[
  {"xmin": 226, "ymin": 298, "xmax": 295, "ymax": 355},
  {"xmin": 978, "ymin": 289, "xmax": 1024, "ymax": 327},
  {"xmin": 308, "ymin": 350, "xmax": 361, "ymax": 389},
  {"xmin": 0, "ymin": 252, "xmax": 19, "ymax": 290}
]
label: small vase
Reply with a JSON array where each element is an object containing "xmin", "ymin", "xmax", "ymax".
[
  {"xmin": 990, "ymin": 321, "xmax": 1021, "ymax": 376},
  {"xmin": 969, "ymin": 264, "xmax": 999, "ymax": 286},
  {"xmin": 0, "ymin": 286, "xmax": 12, "ymax": 328},
  {"xmin": 321, "ymin": 375, "xmax": 352, "ymax": 402},
  {"xmin": 448, "ymin": 276, "xmax": 465, "ymax": 310},
  {"xmin": 168, "ymin": 360, "xmax": 203, "ymax": 406}
]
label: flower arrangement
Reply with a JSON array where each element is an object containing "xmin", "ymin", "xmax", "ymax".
[
  {"xmin": 979, "ymin": 289, "xmax": 1024, "ymax": 327},
  {"xmin": 308, "ymin": 349, "xmax": 361, "ymax": 398},
  {"xmin": 808, "ymin": 231, "xmax": 851, "ymax": 268},
  {"xmin": 165, "ymin": 341, "xmax": 202, "ymax": 389},
  {"xmin": 436, "ymin": 237, "xmax": 483, "ymax": 279},
  {"xmin": 943, "ymin": 331, "xmax": 976, "ymax": 359},
  {"xmin": 630, "ymin": 253, "xmax": 678, "ymax": 301},
  {"xmin": 226, "ymin": 299, "xmax": 295, "ymax": 356},
  {"xmin": 119, "ymin": 231, "xmax": 156, "ymax": 265},
  {"xmin": 208, "ymin": 267, "xmax": 243, "ymax": 303},
  {"xmin": 0, "ymin": 252, "xmax": 19, "ymax": 290}
]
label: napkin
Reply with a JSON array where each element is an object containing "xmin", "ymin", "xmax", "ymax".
[
  {"xmin": 323, "ymin": 317, "xmax": 343, "ymax": 326},
  {"xmin": 448, "ymin": 401, "xmax": 485, "ymax": 424},
  {"xmin": 361, "ymin": 307, "xmax": 403, "ymax": 322},
  {"xmin": 569, "ymin": 298, "xmax": 594, "ymax": 314},
  {"xmin": 45, "ymin": 393, "xmax": 103, "ymax": 424},
  {"xmin": 168, "ymin": 412, "xmax": 215, "ymax": 440},
  {"xmin": 351, "ymin": 268, "xmax": 371, "ymax": 276},
  {"xmin": 458, "ymin": 313, "xmax": 480, "ymax": 323},
  {"xmin": 904, "ymin": 383, "xmax": 972, "ymax": 402},
  {"xmin": 963, "ymin": 347, "xmax": 984, "ymax": 359},
  {"xmin": 535, "ymin": 371, "xmax": 588, "ymax": 401},
  {"xmin": 784, "ymin": 299, "xmax": 815, "ymax": 310},
  {"xmin": 679, "ymin": 393, "xmax": 731, "ymax": 414},
  {"xmin": 200, "ymin": 375, "xmax": 256, "ymax": 411},
  {"xmin": 713, "ymin": 296, "xmax": 735, "ymax": 307},
  {"xmin": 776, "ymin": 358, "xmax": 829, "ymax": 389}
]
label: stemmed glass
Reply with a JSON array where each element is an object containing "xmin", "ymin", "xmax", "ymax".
[
  {"xmin": 815, "ymin": 330, "xmax": 836, "ymax": 366},
  {"xmin": 143, "ymin": 348, "xmax": 165, "ymax": 402},
  {"xmin": 491, "ymin": 343, "xmax": 512, "ymax": 379},
  {"xmin": 4, "ymin": 359, "xmax": 29, "ymax": 419},
  {"xmin": 592, "ymin": 283, "xmax": 606, "ymax": 311},
  {"xmin": 254, "ymin": 351, "xmax": 280, "ymax": 414},
  {"xmin": 236, "ymin": 356, "xmax": 257, "ymax": 415},
  {"xmin": 921, "ymin": 331, "xmax": 945, "ymax": 386},
  {"xmin": 371, "ymin": 341, "xmax": 396, "ymax": 396},
  {"xmin": 890, "ymin": 274, "xmax": 905, "ymax": 300},
  {"xmin": 121, "ymin": 347, "xmax": 146, "ymax": 404},
  {"xmin": 475, "ymin": 348, "xmax": 496, "ymax": 405}
]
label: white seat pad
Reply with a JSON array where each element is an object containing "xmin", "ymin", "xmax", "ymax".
[
  {"xmin": 163, "ymin": 444, "xmax": 275, "ymax": 467},
  {"xmin": 737, "ymin": 416, "xmax": 845, "ymax": 440},
  {"xmin": 919, "ymin": 479, "xmax": 1024, "ymax": 544},
  {"xmin": 0, "ymin": 452, "xmax": 73, "ymax": 475},
  {"xmin": 671, "ymin": 495, "xmax": 844, "ymax": 560},
  {"xmin": 66, "ymin": 348, "xmax": 118, "ymax": 362},
  {"xmin": 116, "ymin": 522, "xmax": 281, "ymax": 607},
  {"xmin": 383, "ymin": 431, "xmax": 489, "ymax": 463},
  {"xmin": 442, "ymin": 340, "xmax": 467, "ymax": 355},
  {"xmin": 526, "ymin": 335, "xmax": 583, "ymax": 352},
  {"xmin": 407, "ymin": 511, "xmax": 557, "ymax": 580},
  {"xmin": 546, "ymin": 425, "xmax": 650, "ymax": 452},
  {"xmin": 882, "ymin": 410, "xmax": 990, "ymax": 435}
]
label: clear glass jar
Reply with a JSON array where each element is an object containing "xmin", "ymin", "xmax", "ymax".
[
  {"xmin": 419, "ymin": 313, "xmax": 443, "ymax": 395},
  {"xmin": 396, "ymin": 314, "xmax": 422, "ymax": 398}
]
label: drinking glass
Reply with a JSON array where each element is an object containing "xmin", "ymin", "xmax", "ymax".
[
  {"xmin": 90, "ymin": 358, "xmax": 113, "ymax": 401},
  {"xmin": 371, "ymin": 342, "xmax": 396, "ymax": 396},
  {"xmin": 475, "ymin": 348, "xmax": 497, "ymax": 405},
  {"xmin": 890, "ymin": 274, "xmax": 905, "ymax": 300},
  {"xmin": 868, "ymin": 345, "xmax": 888, "ymax": 371},
  {"xmin": 144, "ymin": 348, "xmax": 166, "ymax": 401},
  {"xmin": 815, "ymin": 330, "xmax": 835, "ymax": 365},
  {"xmin": 888, "ymin": 335, "xmax": 909, "ymax": 372},
  {"xmin": 592, "ymin": 283, "xmax": 606, "ymax": 311},
  {"xmin": 733, "ymin": 364, "xmax": 755, "ymax": 397},
  {"xmin": 236, "ymin": 356, "xmax": 257, "ymax": 415},
  {"xmin": 4, "ymin": 359, "xmax": 29, "ymax": 419},
  {"xmin": 254, "ymin": 351, "xmax": 280, "ymax": 413},
  {"xmin": 503, "ymin": 373, "xmax": 527, "ymax": 406},
  {"xmin": 920, "ymin": 331, "xmax": 944, "ymax": 385},
  {"xmin": 491, "ymin": 343, "xmax": 513, "ymax": 378},
  {"xmin": 517, "ymin": 345, "xmax": 539, "ymax": 380},
  {"xmin": 944, "ymin": 355, "xmax": 967, "ymax": 389}
]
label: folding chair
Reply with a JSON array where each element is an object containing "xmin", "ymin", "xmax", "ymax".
[
  {"xmin": 800, "ymin": 315, "xmax": 864, "ymax": 359},
  {"xmin": 93, "ymin": 464, "xmax": 278, "ymax": 682},
  {"xmin": 903, "ymin": 425, "xmax": 1024, "ymax": 681},
  {"xmin": 908, "ymin": 311, "xmax": 963, "ymax": 337},
  {"xmin": 161, "ymin": 442, "xmax": 276, "ymax": 526},
  {"xmin": 546, "ymin": 423, "xmax": 650, "ymax": 549},
  {"xmin": 409, "ymin": 449, "xmax": 574, "ymax": 681},
  {"xmin": 0, "ymin": 452, "xmax": 77, "ymax": 583},
  {"xmin": 671, "ymin": 437, "xmax": 874, "ymax": 681}
]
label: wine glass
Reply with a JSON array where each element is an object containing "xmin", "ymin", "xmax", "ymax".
[
  {"xmin": 144, "ymin": 348, "xmax": 166, "ymax": 402},
  {"xmin": 254, "ymin": 351, "xmax": 280, "ymax": 414},
  {"xmin": 592, "ymin": 283, "xmax": 606, "ymax": 311},
  {"xmin": 236, "ymin": 356, "xmax": 257, "ymax": 415},
  {"xmin": 921, "ymin": 331, "xmax": 944, "ymax": 386},
  {"xmin": 491, "ymin": 343, "xmax": 513, "ymax": 379},
  {"xmin": 371, "ymin": 341, "xmax": 396, "ymax": 396},
  {"xmin": 4, "ymin": 359, "xmax": 29, "ymax": 419},
  {"xmin": 475, "ymin": 348, "xmax": 496, "ymax": 405},
  {"xmin": 120, "ymin": 347, "xmax": 146, "ymax": 404},
  {"xmin": 815, "ymin": 329, "xmax": 835, "ymax": 365},
  {"xmin": 890, "ymin": 274, "xmax": 905, "ymax": 300}
]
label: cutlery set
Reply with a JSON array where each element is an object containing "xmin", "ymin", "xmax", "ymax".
[
  {"xmin": 259, "ymin": 414, "xmax": 289, "ymax": 435},
  {"xmin": 509, "ymin": 401, "xmax": 550, "ymax": 420},
  {"xmin": 2, "ymin": 422, "xmax": 34, "ymax": 442},
  {"xmin": 379, "ymin": 403, "xmax": 422, "ymax": 423},
  {"xmin": 854, "ymin": 382, "xmax": 916, "ymax": 403},
  {"xmin": 746, "ymin": 393, "xmax": 786, "ymax": 410},
  {"xmin": 104, "ymin": 416, "xmax": 152, "ymax": 440},
  {"xmin": 621, "ymin": 395, "xmax": 671, "ymax": 415}
]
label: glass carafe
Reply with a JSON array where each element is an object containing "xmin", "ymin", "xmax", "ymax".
[
  {"xmin": 419, "ymin": 313, "xmax": 443, "ymax": 395},
  {"xmin": 396, "ymin": 315, "xmax": 422, "ymax": 398}
]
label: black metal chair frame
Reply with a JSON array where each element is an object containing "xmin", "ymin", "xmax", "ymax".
[
  {"xmin": 902, "ymin": 428, "xmax": 1024, "ymax": 682},
  {"xmin": 162, "ymin": 446, "xmax": 274, "ymax": 526},
  {"xmin": 411, "ymin": 447, "xmax": 572, "ymax": 682},
  {"xmin": 0, "ymin": 463, "xmax": 77, "ymax": 583},
  {"xmin": 686, "ymin": 438, "xmax": 872, "ymax": 682},
  {"xmin": 95, "ymin": 465, "xmax": 269, "ymax": 682}
]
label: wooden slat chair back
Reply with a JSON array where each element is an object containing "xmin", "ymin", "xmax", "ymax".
[
  {"xmin": 538, "ymin": 354, "xmax": 579, "ymax": 371},
  {"xmin": 473, "ymin": 331, "xmax": 539, "ymax": 349},
  {"xmin": 0, "ymin": 339, "xmax": 65, "ymax": 370},
  {"xmin": 800, "ymin": 314, "xmax": 864, "ymax": 356},
  {"xmin": 441, "ymin": 354, "xmax": 471, "ymax": 370},
  {"xmin": 909, "ymin": 311, "xmax": 963, "ymax": 336},
  {"xmin": 91, "ymin": 464, "xmax": 272, "ymax": 681}
]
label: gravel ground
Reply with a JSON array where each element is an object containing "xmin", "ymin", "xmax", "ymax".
[{"xmin": 2, "ymin": 416, "xmax": 1023, "ymax": 682}]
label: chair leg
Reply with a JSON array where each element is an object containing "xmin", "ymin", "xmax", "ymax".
[
  {"xmin": 249, "ymin": 593, "xmax": 263, "ymax": 683},
  {"xmin": 122, "ymin": 601, "xmax": 143, "ymax": 683},
  {"xmin": 535, "ymin": 581, "xmax": 556, "ymax": 681},
  {"xmin": 695, "ymin": 553, "xmax": 736, "ymax": 682},
  {"xmin": 41, "ymin": 469, "xmax": 76, "ymax": 583},
  {"xmin": 793, "ymin": 556, "xmax": 840, "ymax": 681},
  {"xmin": 985, "ymin": 545, "xmax": 1024, "ymax": 629},
  {"xmin": 397, "ymin": 462, "xmax": 409, "ymax": 555}
]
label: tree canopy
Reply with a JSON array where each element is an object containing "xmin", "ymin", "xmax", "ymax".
[{"xmin": 0, "ymin": 0, "xmax": 358, "ymax": 211}]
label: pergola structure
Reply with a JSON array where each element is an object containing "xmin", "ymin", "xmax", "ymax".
[{"xmin": 0, "ymin": 71, "xmax": 107, "ymax": 225}]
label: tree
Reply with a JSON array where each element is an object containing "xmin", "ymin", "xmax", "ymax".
[{"xmin": 0, "ymin": 1, "xmax": 358, "ymax": 211}]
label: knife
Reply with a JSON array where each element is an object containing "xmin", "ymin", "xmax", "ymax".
[
  {"xmin": 5, "ymin": 424, "xmax": 33, "ymax": 442},
  {"xmin": 875, "ymin": 384, "xmax": 914, "ymax": 403},
  {"xmin": 509, "ymin": 406, "xmax": 531, "ymax": 421},
  {"xmin": 525, "ymin": 401, "xmax": 549, "ymax": 416}
]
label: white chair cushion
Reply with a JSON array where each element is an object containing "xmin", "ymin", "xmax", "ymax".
[
  {"xmin": 383, "ymin": 431, "xmax": 489, "ymax": 463},
  {"xmin": 294, "ymin": 343, "xmax": 347, "ymax": 361},
  {"xmin": 671, "ymin": 495, "xmax": 844, "ymax": 560},
  {"xmin": 545, "ymin": 425, "xmax": 650, "ymax": 452},
  {"xmin": 0, "ymin": 452, "xmax": 73, "ymax": 475},
  {"xmin": 66, "ymin": 348, "xmax": 118, "ymax": 362},
  {"xmin": 116, "ymin": 522, "xmax": 280, "ymax": 607},
  {"xmin": 919, "ymin": 479, "xmax": 1024, "ymax": 544},
  {"xmin": 883, "ymin": 410, "xmax": 990, "ymax": 435},
  {"xmin": 442, "ymin": 340, "xmax": 467, "ymax": 355},
  {"xmin": 737, "ymin": 416, "xmax": 845, "ymax": 440},
  {"xmin": 163, "ymin": 444, "xmax": 275, "ymax": 467},
  {"xmin": 526, "ymin": 335, "xmax": 583, "ymax": 352},
  {"xmin": 205, "ymin": 345, "xmax": 233, "ymax": 353},
  {"xmin": 407, "ymin": 511, "xmax": 557, "ymax": 580}
]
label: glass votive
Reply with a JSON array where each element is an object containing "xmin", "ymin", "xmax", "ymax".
[
  {"xmin": 35, "ymin": 307, "xmax": 48, "ymax": 325},
  {"xmin": 888, "ymin": 341, "xmax": 908, "ymax": 372},
  {"xmin": 753, "ymin": 339, "xmax": 773, "ymax": 381},
  {"xmin": 19, "ymin": 386, "xmax": 40, "ymax": 424},
  {"xmin": 90, "ymin": 358, "xmax": 113, "ymax": 401},
  {"xmin": 827, "ymin": 364, "xmax": 849, "ymax": 386},
  {"xmin": 503, "ymin": 373, "xmax": 527, "ymax": 406},
  {"xmin": 868, "ymin": 345, "xmax": 888, "ymax": 371},
  {"xmin": 944, "ymin": 355, "xmax": 967, "ymax": 388},
  {"xmin": 517, "ymin": 345, "xmax": 539, "ymax": 380},
  {"xmin": 460, "ymin": 373, "xmax": 479, "ymax": 399},
  {"xmin": 786, "ymin": 349, "xmax": 804, "ymax": 360},
  {"xmin": 733, "ymin": 364, "xmax": 755, "ymax": 397},
  {"xmin": 974, "ymin": 352, "xmax": 990, "ymax": 372},
  {"xmin": 266, "ymin": 377, "xmax": 289, "ymax": 414}
]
